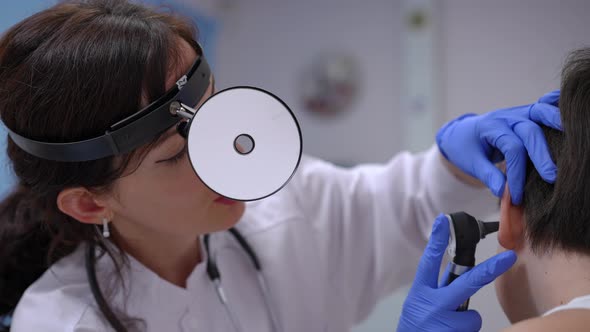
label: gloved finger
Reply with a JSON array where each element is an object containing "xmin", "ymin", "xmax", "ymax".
[
  {"xmin": 538, "ymin": 89, "xmax": 560, "ymax": 106},
  {"xmin": 440, "ymin": 250, "xmax": 517, "ymax": 309},
  {"xmin": 529, "ymin": 102, "xmax": 562, "ymax": 130},
  {"xmin": 486, "ymin": 132, "xmax": 527, "ymax": 204},
  {"xmin": 438, "ymin": 262, "xmax": 452, "ymax": 287},
  {"xmin": 513, "ymin": 121, "xmax": 557, "ymax": 183},
  {"xmin": 415, "ymin": 215, "xmax": 450, "ymax": 288},
  {"xmin": 468, "ymin": 120, "xmax": 507, "ymax": 196},
  {"xmin": 470, "ymin": 156, "xmax": 506, "ymax": 197},
  {"xmin": 443, "ymin": 310, "xmax": 483, "ymax": 332}
]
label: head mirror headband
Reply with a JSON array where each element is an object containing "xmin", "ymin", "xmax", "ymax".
[{"xmin": 5, "ymin": 40, "xmax": 211, "ymax": 162}]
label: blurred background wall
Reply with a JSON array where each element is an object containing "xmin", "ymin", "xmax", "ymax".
[{"xmin": 2, "ymin": 0, "xmax": 590, "ymax": 331}]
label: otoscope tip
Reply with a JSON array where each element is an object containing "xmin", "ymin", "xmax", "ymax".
[{"xmin": 481, "ymin": 221, "xmax": 499, "ymax": 238}]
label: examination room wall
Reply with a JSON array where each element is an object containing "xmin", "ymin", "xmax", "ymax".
[{"xmin": 1, "ymin": 0, "xmax": 590, "ymax": 331}]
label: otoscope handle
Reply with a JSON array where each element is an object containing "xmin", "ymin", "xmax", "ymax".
[{"xmin": 444, "ymin": 263, "xmax": 473, "ymax": 311}]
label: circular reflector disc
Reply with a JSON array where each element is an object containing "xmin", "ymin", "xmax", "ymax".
[{"xmin": 186, "ymin": 87, "xmax": 302, "ymax": 201}]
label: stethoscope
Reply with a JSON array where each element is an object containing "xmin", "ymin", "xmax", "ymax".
[
  {"xmin": 203, "ymin": 228, "xmax": 282, "ymax": 332},
  {"xmin": 85, "ymin": 227, "xmax": 282, "ymax": 332}
]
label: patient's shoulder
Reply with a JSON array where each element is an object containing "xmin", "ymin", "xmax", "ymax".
[{"xmin": 503, "ymin": 309, "xmax": 590, "ymax": 332}]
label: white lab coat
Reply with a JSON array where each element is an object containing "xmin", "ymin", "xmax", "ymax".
[{"xmin": 10, "ymin": 145, "xmax": 496, "ymax": 332}]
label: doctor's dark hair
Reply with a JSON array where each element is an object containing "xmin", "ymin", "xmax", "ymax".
[
  {"xmin": 0, "ymin": 0, "xmax": 199, "ymax": 330},
  {"xmin": 521, "ymin": 48, "xmax": 590, "ymax": 254}
]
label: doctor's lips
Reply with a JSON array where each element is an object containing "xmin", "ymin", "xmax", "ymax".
[{"xmin": 214, "ymin": 196, "xmax": 238, "ymax": 205}]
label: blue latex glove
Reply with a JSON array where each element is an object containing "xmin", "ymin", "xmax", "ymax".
[
  {"xmin": 436, "ymin": 90, "xmax": 561, "ymax": 204},
  {"xmin": 397, "ymin": 215, "xmax": 517, "ymax": 332}
]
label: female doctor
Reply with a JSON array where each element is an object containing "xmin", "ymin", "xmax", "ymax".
[{"xmin": 0, "ymin": 1, "xmax": 561, "ymax": 331}]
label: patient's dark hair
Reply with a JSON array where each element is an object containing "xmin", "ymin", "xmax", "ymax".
[
  {"xmin": 0, "ymin": 0, "xmax": 198, "ymax": 330},
  {"xmin": 523, "ymin": 48, "xmax": 590, "ymax": 254}
]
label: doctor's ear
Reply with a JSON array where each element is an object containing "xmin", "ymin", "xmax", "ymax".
[
  {"xmin": 57, "ymin": 187, "xmax": 112, "ymax": 225},
  {"xmin": 498, "ymin": 184, "xmax": 525, "ymax": 250}
]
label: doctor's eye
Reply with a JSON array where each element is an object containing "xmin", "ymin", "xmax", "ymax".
[{"xmin": 164, "ymin": 144, "xmax": 188, "ymax": 164}]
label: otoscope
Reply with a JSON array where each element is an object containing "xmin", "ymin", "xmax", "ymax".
[{"xmin": 442, "ymin": 212, "xmax": 499, "ymax": 311}]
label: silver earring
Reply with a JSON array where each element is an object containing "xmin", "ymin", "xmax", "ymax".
[{"xmin": 102, "ymin": 218, "xmax": 110, "ymax": 238}]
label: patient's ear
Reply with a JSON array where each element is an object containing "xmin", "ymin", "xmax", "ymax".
[{"xmin": 498, "ymin": 184, "xmax": 525, "ymax": 250}]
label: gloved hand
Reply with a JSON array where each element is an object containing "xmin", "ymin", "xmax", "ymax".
[
  {"xmin": 397, "ymin": 214, "xmax": 517, "ymax": 332},
  {"xmin": 436, "ymin": 90, "xmax": 561, "ymax": 204}
]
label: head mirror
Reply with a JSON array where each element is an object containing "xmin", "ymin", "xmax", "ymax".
[{"xmin": 185, "ymin": 87, "xmax": 302, "ymax": 201}]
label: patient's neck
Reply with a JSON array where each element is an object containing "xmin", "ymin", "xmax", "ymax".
[{"xmin": 520, "ymin": 245, "xmax": 590, "ymax": 316}]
